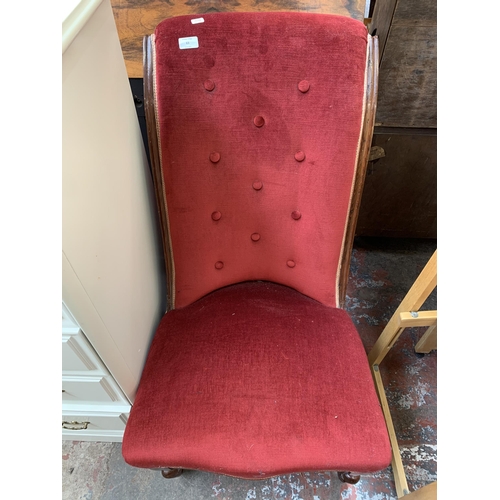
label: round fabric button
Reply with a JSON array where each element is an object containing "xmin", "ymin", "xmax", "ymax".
[
  {"xmin": 251, "ymin": 233, "xmax": 261, "ymax": 242},
  {"xmin": 204, "ymin": 80, "xmax": 215, "ymax": 91},
  {"xmin": 252, "ymin": 180, "xmax": 263, "ymax": 191},
  {"xmin": 287, "ymin": 260, "xmax": 296, "ymax": 268},
  {"xmin": 209, "ymin": 152, "xmax": 221, "ymax": 163},
  {"xmin": 291, "ymin": 211, "xmax": 302, "ymax": 220},
  {"xmin": 215, "ymin": 261, "xmax": 224, "ymax": 270},
  {"xmin": 211, "ymin": 211, "xmax": 222, "ymax": 221},
  {"xmin": 298, "ymin": 80, "xmax": 310, "ymax": 93},
  {"xmin": 253, "ymin": 115, "xmax": 265, "ymax": 127},
  {"xmin": 294, "ymin": 151, "xmax": 306, "ymax": 162}
]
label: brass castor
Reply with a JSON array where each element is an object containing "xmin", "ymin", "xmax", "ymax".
[
  {"xmin": 161, "ymin": 468, "xmax": 184, "ymax": 478},
  {"xmin": 338, "ymin": 471, "xmax": 360, "ymax": 484}
]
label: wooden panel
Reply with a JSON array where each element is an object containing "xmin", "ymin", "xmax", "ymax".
[
  {"xmin": 369, "ymin": 0, "xmax": 397, "ymax": 60},
  {"xmin": 366, "ymin": 0, "xmax": 436, "ymax": 238},
  {"xmin": 375, "ymin": 25, "xmax": 437, "ymax": 128},
  {"xmin": 356, "ymin": 131, "xmax": 436, "ymax": 238},
  {"xmin": 370, "ymin": 0, "xmax": 437, "ymax": 55},
  {"xmin": 392, "ymin": 0, "xmax": 437, "ymax": 26},
  {"xmin": 110, "ymin": 0, "xmax": 366, "ymax": 78}
]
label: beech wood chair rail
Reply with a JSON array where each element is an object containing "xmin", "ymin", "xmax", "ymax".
[
  {"xmin": 369, "ymin": 250, "xmax": 437, "ymax": 498},
  {"xmin": 122, "ymin": 12, "xmax": 388, "ymax": 484}
]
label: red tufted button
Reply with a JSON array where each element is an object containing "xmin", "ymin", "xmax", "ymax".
[
  {"xmin": 215, "ymin": 261, "xmax": 224, "ymax": 269},
  {"xmin": 204, "ymin": 80, "xmax": 215, "ymax": 91},
  {"xmin": 252, "ymin": 180, "xmax": 263, "ymax": 191},
  {"xmin": 298, "ymin": 80, "xmax": 310, "ymax": 93},
  {"xmin": 251, "ymin": 233, "xmax": 261, "ymax": 242},
  {"xmin": 211, "ymin": 211, "xmax": 222, "ymax": 221},
  {"xmin": 287, "ymin": 260, "xmax": 296, "ymax": 268},
  {"xmin": 209, "ymin": 152, "xmax": 221, "ymax": 163},
  {"xmin": 294, "ymin": 151, "xmax": 306, "ymax": 162},
  {"xmin": 291, "ymin": 211, "xmax": 302, "ymax": 220},
  {"xmin": 253, "ymin": 115, "xmax": 265, "ymax": 127}
]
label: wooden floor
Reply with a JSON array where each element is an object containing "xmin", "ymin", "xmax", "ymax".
[{"xmin": 110, "ymin": 0, "xmax": 366, "ymax": 77}]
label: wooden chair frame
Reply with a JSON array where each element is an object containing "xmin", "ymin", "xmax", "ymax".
[{"xmin": 368, "ymin": 250, "xmax": 437, "ymax": 498}]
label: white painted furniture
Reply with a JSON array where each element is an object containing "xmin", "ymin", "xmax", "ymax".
[
  {"xmin": 62, "ymin": 304, "xmax": 131, "ymax": 441},
  {"xmin": 62, "ymin": 0, "xmax": 165, "ymax": 441}
]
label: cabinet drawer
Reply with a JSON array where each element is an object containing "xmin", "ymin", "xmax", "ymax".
[
  {"xmin": 62, "ymin": 376, "xmax": 121, "ymax": 403},
  {"xmin": 62, "ymin": 407, "xmax": 130, "ymax": 441},
  {"xmin": 62, "ymin": 412, "xmax": 128, "ymax": 432},
  {"xmin": 62, "ymin": 329, "xmax": 100, "ymax": 372}
]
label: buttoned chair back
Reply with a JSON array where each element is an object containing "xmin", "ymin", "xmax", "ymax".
[
  {"xmin": 146, "ymin": 12, "xmax": 376, "ymax": 310},
  {"xmin": 123, "ymin": 12, "xmax": 390, "ymax": 482}
]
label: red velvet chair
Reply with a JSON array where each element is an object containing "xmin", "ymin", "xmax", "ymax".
[{"xmin": 122, "ymin": 12, "xmax": 391, "ymax": 483}]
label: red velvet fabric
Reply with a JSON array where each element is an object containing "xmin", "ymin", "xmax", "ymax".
[
  {"xmin": 122, "ymin": 282, "xmax": 391, "ymax": 477},
  {"xmin": 153, "ymin": 12, "xmax": 368, "ymax": 308}
]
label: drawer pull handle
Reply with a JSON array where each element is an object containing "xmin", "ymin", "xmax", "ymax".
[{"xmin": 62, "ymin": 420, "xmax": 90, "ymax": 430}]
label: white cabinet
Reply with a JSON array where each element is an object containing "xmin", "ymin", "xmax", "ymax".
[
  {"xmin": 62, "ymin": 0, "xmax": 165, "ymax": 441},
  {"xmin": 62, "ymin": 330, "xmax": 100, "ymax": 372},
  {"xmin": 62, "ymin": 304, "xmax": 131, "ymax": 441},
  {"xmin": 62, "ymin": 328, "xmax": 128, "ymax": 404},
  {"xmin": 62, "ymin": 411, "xmax": 129, "ymax": 435}
]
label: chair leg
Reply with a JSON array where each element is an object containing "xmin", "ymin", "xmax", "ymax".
[
  {"xmin": 161, "ymin": 468, "xmax": 183, "ymax": 478},
  {"xmin": 338, "ymin": 471, "xmax": 360, "ymax": 484}
]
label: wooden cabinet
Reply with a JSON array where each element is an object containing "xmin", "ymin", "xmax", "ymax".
[
  {"xmin": 371, "ymin": 0, "xmax": 437, "ymax": 128},
  {"xmin": 357, "ymin": 0, "xmax": 437, "ymax": 238},
  {"xmin": 356, "ymin": 130, "xmax": 437, "ymax": 238}
]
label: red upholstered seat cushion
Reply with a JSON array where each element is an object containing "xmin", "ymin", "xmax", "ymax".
[{"xmin": 122, "ymin": 282, "xmax": 391, "ymax": 478}]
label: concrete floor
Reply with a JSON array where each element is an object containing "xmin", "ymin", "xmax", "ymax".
[{"xmin": 62, "ymin": 237, "xmax": 437, "ymax": 500}]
